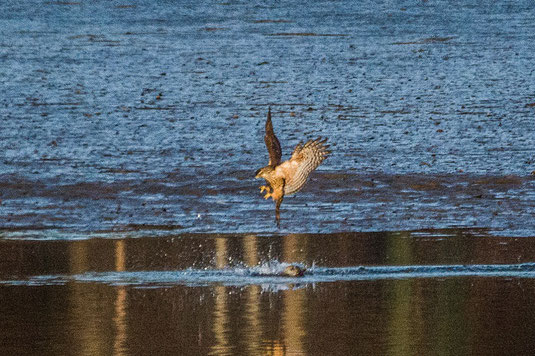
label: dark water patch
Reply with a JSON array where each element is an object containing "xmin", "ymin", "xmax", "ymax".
[
  {"xmin": 2, "ymin": 230, "xmax": 535, "ymax": 355},
  {"xmin": 473, "ymin": 175, "xmax": 524, "ymax": 186},
  {"xmin": 0, "ymin": 225, "xmax": 55, "ymax": 233},
  {"xmin": 203, "ymin": 27, "xmax": 228, "ymax": 32},
  {"xmin": 457, "ymin": 111, "xmax": 490, "ymax": 115},
  {"xmin": 99, "ymin": 223, "xmax": 185, "ymax": 232},
  {"xmin": 2, "ymin": 229, "xmax": 535, "ymax": 273},
  {"xmin": 393, "ymin": 36, "xmax": 456, "ymax": 45},
  {"xmin": 252, "ymin": 19, "xmax": 292, "ymax": 24},
  {"xmin": 259, "ymin": 81, "xmax": 288, "ymax": 84},
  {"xmin": 267, "ymin": 33, "xmax": 349, "ymax": 37},
  {"xmin": 121, "ymin": 31, "xmax": 167, "ymax": 36},
  {"xmin": 100, "ymin": 168, "xmax": 141, "ymax": 174},
  {"xmin": 134, "ymin": 105, "xmax": 177, "ymax": 110},
  {"xmin": 115, "ymin": 5, "xmax": 136, "ymax": 9}
]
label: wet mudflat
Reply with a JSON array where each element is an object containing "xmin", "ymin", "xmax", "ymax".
[
  {"xmin": 2, "ymin": 172, "xmax": 535, "ymax": 236},
  {"xmin": 2, "ymin": 0, "xmax": 535, "ymax": 355},
  {"xmin": 2, "ymin": 231, "xmax": 535, "ymax": 355}
]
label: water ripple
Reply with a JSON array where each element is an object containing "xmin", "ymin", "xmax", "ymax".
[{"xmin": 4, "ymin": 262, "xmax": 535, "ymax": 288}]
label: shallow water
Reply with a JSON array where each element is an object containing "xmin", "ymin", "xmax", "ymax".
[
  {"xmin": 9, "ymin": 262, "xmax": 535, "ymax": 288},
  {"xmin": 1, "ymin": 0, "xmax": 535, "ymax": 235},
  {"xmin": 2, "ymin": 231, "xmax": 535, "ymax": 355}
]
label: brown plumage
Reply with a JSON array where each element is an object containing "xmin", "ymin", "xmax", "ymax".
[{"xmin": 255, "ymin": 108, "xmax": 331, "ymax": 226}]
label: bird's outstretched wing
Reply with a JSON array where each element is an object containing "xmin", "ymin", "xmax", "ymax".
[
  {"xmin": 285, "ymin": 137, "xmax": 330, "ymax": 194},
  {"xmin": 264, "ymin": 107, "xmax": 282, "ymax": 167}
]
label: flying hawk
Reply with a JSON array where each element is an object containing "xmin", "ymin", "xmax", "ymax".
[{"xmin": 255, "ymin": 108, "xmax": 330, "ymax": 226}]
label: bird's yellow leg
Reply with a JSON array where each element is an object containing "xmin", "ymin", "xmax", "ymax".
[
  {"xmin": 260, "ymin": 185, "xmax": 271, "ymax": 193},
  {"xmin": 259, "ymin": 185, "xmax": 273, "ymax": 199}
]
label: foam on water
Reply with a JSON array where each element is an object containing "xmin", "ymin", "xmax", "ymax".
[{"xmin": 3, "ymin": 262, "xmax": 535, "ymax": 288}]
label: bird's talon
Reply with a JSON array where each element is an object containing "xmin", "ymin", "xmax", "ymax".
[{"xmin": 260, "ymin": 185, "xmax": 272, "ymax": 194}]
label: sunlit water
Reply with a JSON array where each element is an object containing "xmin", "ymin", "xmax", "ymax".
[
  {"xmin": 2, "ymin": 0, "xmax": 535, "ymax": 355},
  {"xmin": 1, "ymin": 0, "xmax": 535, "ymax": 235}
]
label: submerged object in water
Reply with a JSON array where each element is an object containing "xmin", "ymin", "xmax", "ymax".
[
  {"xmin": 281, "ymin": 265, "xmax": 306, "ymax": 277},
  {"xmin": 248, "ymin": 264, "xmax": 306, "ymax": 277}
]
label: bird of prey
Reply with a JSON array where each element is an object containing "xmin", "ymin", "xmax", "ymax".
[{"xmin": 255, "ymin": 108, "xmax": 331, "ymax": 226}]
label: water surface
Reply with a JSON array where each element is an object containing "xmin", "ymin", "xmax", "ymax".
[
  {"xmin": 2, "ymin": 1, "xmax": 535, "ymax": 355},
  {"xmin": 1, "ymin": 0, "xmax": 535, "ymax": 235},
  {"xmin": 2, "ymin": 230, "xmax": 535, "ymax": 355}
]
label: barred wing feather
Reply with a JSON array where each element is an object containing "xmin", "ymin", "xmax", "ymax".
[{"xmin": 285, "ymin": 137, "xmax": 330, "ymax": 195}]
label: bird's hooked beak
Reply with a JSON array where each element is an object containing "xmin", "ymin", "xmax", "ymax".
[{"xmin": 254, "ymin": 168, "xmax": 262, "ymax": 178}]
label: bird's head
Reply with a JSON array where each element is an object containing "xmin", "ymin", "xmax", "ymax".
[{"xmin": 254, "ymin": 166, "xmax": 273, "ymax": 179}]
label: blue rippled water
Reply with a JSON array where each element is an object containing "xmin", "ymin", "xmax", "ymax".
[{"xmin": 1, "ymin": 0, "xmax": 535, "ymax": 235}]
